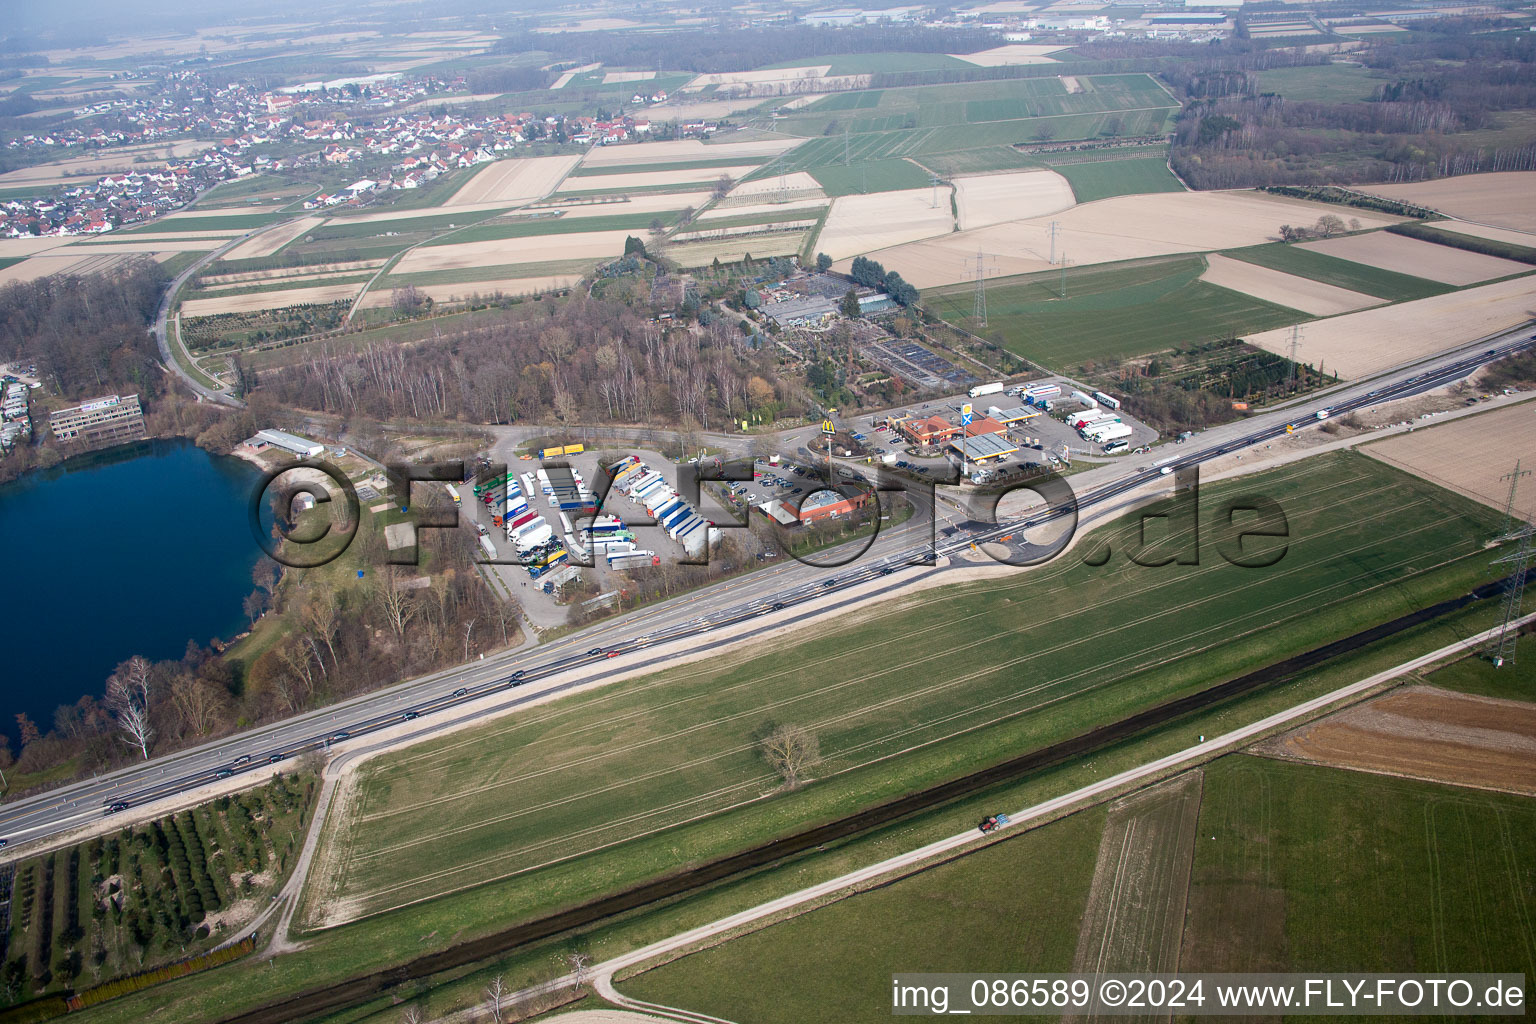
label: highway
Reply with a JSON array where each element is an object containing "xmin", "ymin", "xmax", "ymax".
[{"xmin": 1, "ymin": 322, "xmax": 1530, "ymax": 852}]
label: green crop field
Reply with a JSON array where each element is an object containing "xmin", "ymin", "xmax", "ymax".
[
  {"xmin": 772, "ymin": 107, "xmax": 1174, "ymax": 194},
  {"xmin": 378, "ymin": 257, "xmax": 599, "ymax": 289},
  {"xmin": 1256, "ymin": 64, "xmax": 1382, "ymax": 103},
  {"xmin": 914, "ymin": 146, "xmax": 1038, "ymax": 176},
  {"xmin": 310, "ymin": 211, "xmax": 493, "ymax": 241},
  {"xmin": 1046, "ymin": 155, "xmax": 1183, "ymax": 203},
  {"xmin": 1225, "ymin": 242, "xmax": 1454, "ymax": 303},
  {"xmin": 623, "ymin": 806, "xmax": 1106, "ymax": 1022},
  {"xmin": 929, "ymin": 256, "xmax": 1304, "ymax": 368},
  {"xmin": 762, "ymin": 52, "xmax": 977, "ymax": 75},
  {"xmin": 567, "ymin": 158, "xmax": 766, "ymax": 177},
  {"xmin": 1181, "ymin": 755, "xmax": 1535, "ymax": 976},
  {"xmin": 120, "ymin": 212, "xmax": 288, "ymax": 233},
  {"xmin": 809, "ymin": 158, "xmax": 933, "ymax": 196},
  {"xmin": 783, "ymin": 75, "xmax": 1175, "ymax": 137},
  {"xmin": 306, "ymin": 453, "xmax": 1501, "ymax": 931},
  {"xmin": 419, "ymin": 210, "xmax": 681, "ymax": 245}
]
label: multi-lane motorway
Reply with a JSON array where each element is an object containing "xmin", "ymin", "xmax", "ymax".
[{"xmin": 2, "ymin": 324, "xmax": 1530, "ymax": 853}]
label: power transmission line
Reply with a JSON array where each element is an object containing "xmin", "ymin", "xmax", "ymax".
[{"xmin": 1489, "ymin": 460, "xmax": 1534, "ymax": 667}]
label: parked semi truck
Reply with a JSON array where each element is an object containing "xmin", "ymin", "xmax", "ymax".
[
  {"xmin": 968, "ymin": 381, "xmax": 1005, "ymax": 398},
  {"xmin": 446, "ymin": 484, "xmax": 462, "ymax": 506}
]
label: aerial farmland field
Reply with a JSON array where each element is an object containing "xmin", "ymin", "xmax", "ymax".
[
  {"xmin": 928, "ymin": 255, "xmax": 1304, "ymax": 367},
  {"xmin": 862, "ymin": 191, "xmax": 1406, "ymax": 287},
  {"xmin": 1180, "ymin": 756, "xmax": 1535, "ymax": 977},
  {"xmin": 1244, "ymin": 274, "xmax": 1536, "ymax": 379}
]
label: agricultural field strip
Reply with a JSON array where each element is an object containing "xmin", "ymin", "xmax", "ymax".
[
  {"xmin": 196, "ymin": 259, "xmax": 386, "ymax": 286},
  {"xmin": 1073, "ymin": 774, "xmax": 1202, "ymax": 976},
  {"xmin": 557, "ymin": 166, "xmax": 762, "ymax": 193},
  {"xmin": 188, "ymin": 273, "xmax": 374, "ymax": 297},
  {"xmin": 1200, "ymin": 254, "xmax": 1383, "ymax": 317},
  {"xmin": 1244, "ymin": 274, "xmax": 1536, "ymax": 380},
  {"xmin": 1297, "ymin": 231, "xmax": 1531, "ymax": 286},
  {"xmin": 329, "ymin": 477, "xmax": 1472, "ymax": 908},
  {"xmin": 673, "ymin": 220, "xmax": 818, "ymax": 242},
  {"xmin": 180, "ymin": 282, "xmax": 362, "ymax": 317},
  {"xmin": 665, "ymin": 234, "xmax": 807, "ymax": 266}
]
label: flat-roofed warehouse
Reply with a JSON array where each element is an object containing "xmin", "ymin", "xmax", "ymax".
[{"xmin": 253, "ymin": 429, "xmax": 325, "ymax": 458}]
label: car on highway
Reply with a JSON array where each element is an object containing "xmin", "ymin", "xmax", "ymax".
[
  {"xmin": 104, "ymin": 802, "xmax": 128, "ymax": 816},
  {"xmin": 453, "ymin": 687, "xmax": 469, "ymax": 697},
  {"xmin": 233, "ymin": 754, "xmax": 251, "ymax": 766},
  {"xmin": 269, "ymin": 752, "xmax": 287, "ymax": 764},
  {"xmin": 0, "ymin": 838, "xmax": 8, "ymax": 849},
  {"xmin": 509, "ymin": 670, "xmax": 526, "ymax": 684},
  {"xmin": 822, "ymin": 578, "xmax": 837, "ymax": 589},
  {"xmin": 330, "ymin": 731, "xmax": 350, "ymax": 742},
  {"xmin": 588, "ymin": 648, "xmax": 603, "ymax": 656},
  {"xmin": 879, "ymin": 566, "xmax": 895, "ymax": 575},
  {"xmin": 606, "ymin": 651, "xmax": 619, "ymax": 658},
  {"xmin": 215, "ymin": 768, "xmax": 233, "ymax": 779},
  {"xmin": 771, "ymin": 602, "xmax": 786, "ymax": 611},
  {"xmin": 402, "ymin": 710, "xmax": 420, "ymax": 721}
]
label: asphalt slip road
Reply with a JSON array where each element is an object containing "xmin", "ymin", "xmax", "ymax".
[{"xmin": 1, "ymin": 323, "xmax": 1531, "ymax": 851}]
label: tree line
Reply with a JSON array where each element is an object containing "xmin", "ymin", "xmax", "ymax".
[
  {"xmin": 1165, "ymin": 24, "xmax": 1536, "ymax": 189},
  {"xmin": 0, "ymin": 261, "xmax": 167, "ymax": 402}
]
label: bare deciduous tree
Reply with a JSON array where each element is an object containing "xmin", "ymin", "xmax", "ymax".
[
  {"xmin": 759, "ymin": 723, "xmax": 818, "ymax": 789},
  {"xmin": 169, "ymin": 673, "xmax": 226, "ymax": 738},
  {"xmin": 372, "ymin": 566, "xmax": 419, "ymax": 639},
  {"xmin": 485, "ymin": 974, "xmax": 508, "ymax": 1023},
  {"xmin": 565, "ymin": 950, "xmax": 592, "ymax": 990},
  {"xmin": 105, "ymin": 672, "xmax": 153, "ymax": 760}
]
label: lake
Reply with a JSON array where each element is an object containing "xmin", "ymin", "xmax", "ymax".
[{"xmin": 0, "ymin": 439, "xmax": 263, "ymax": 747}]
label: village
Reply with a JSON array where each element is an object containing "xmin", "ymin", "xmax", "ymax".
[{"xmin": 2, "ymin": 67, "xmax": 713, "ymax": 237}]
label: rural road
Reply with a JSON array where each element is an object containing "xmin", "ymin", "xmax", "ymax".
[{"xmin": 150, "ymin": 220, "xmax": 301, "ymax": 407}]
